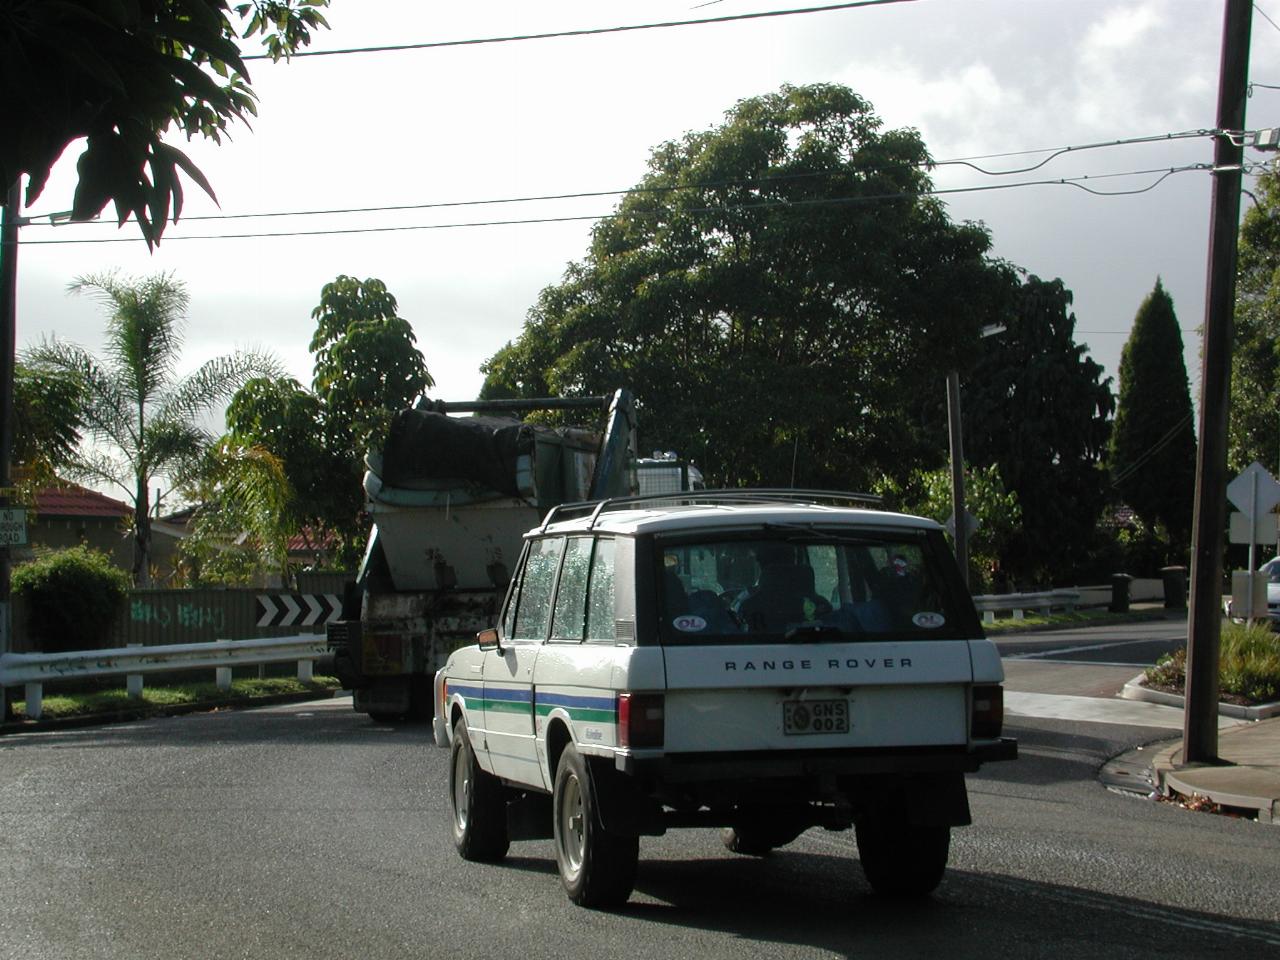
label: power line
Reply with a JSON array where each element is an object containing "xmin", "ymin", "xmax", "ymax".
[
  {"xmin": 23, "ymin": 129, "xmax": 1215, "ymax": 229},
  {"xmin": 935, "ymin": 130, "xmax": 1210, "ymax": 177},
  {"xmin": 1111, "ymin": 412, "xmax": 1195, "ymax": 488},
  {"xmin": 241, "ymin": 0, "xmax": 917, "ymax": 62},
  {"xmin": 17, "ymin": 164, "xmax": 1209, "ymax": 246},
  {"xmin": 1255, "ymin": 2, "xmax": 1280, "ymax": 34}
]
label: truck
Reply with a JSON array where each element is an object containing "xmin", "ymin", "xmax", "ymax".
[{"xmin": 327, "ymin": 390, "xmax": 639, "ymax": 721}]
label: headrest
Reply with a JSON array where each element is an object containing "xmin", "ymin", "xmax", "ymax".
[{"xmin": 759, "ymin": 564, "xmax": 815, "ymax": 595}]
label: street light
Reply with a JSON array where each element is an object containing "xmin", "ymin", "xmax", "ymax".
[{"xmin": 947, "ymin": 322, "xmax": 1006, "ymax": 591}]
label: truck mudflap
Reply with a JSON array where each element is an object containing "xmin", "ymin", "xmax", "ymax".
[{"xmin": 326, "ymin": 619, "xmax": 362, "ymax": 688}]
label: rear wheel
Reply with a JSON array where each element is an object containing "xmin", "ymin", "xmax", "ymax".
[
  {"xmin": 450, "ymin": 718, "xmax": 509, "ymax": 862},
  {"xmin": 553, "ymin": 744, "xmax": 638, "ymax": 907},
  {"xmin": 854, "ymin": 819, "xmax": 949, "ymax": 897}
]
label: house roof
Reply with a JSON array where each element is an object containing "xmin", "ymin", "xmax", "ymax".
[
  {"xmin": 34, "ymin": 483, "xmax": 132, "ymax": 519},
  {"xmin": 287, "ymin": 527, "xmax": 339, "ymax": 553}
]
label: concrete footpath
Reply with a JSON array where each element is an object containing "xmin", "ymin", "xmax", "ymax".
[{"xmin": 1147, "ymin": 718, "xmax": 1280, "ymax": 823}]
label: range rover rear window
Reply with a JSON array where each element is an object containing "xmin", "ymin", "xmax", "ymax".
[{"xmin": 657, "ymin": 529, "xmax": 977, "ymax": 645}]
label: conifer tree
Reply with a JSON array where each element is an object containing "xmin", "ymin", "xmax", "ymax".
[{"xmin": 1109, "ymin": 279, "xmax": 1197, "ymax": 554}]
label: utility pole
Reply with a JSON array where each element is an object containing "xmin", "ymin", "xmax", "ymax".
[
  {"xmin": 0, "ymin": 180, "xmax": 19, "ymax": 721},
  {"xmin": 1184, "ymin": 0, "xmax": 1252, "ymax": 765}
]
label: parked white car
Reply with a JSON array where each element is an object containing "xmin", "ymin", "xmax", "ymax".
[{"xmin": 434, "ymin": 490, "xmax": 1016, "ymax": 907}]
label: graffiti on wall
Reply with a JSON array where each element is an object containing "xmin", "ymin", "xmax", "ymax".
[{"xmin": 130, "ymin": 600, "xmax": 227, "ymax": 632}]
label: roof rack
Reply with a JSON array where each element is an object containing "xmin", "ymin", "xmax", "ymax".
[{"xmin": 538, "ymin": 488, "xmax": 883, "ymax": 533}]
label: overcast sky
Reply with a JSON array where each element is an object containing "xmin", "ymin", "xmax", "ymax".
[{"xmin": 14, "ymin": 0, "xmax": 1280, "ymax": 421}]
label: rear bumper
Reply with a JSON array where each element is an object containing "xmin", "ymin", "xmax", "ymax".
[{"xmin": 617, "ymin": 737, "xmax": 1017, "ymax": 780}]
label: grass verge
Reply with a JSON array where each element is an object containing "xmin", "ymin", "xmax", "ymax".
[
  {"xmin": 10, "ymin": 676, "xmax": 342, "ymax": 722},
  {"xmin": 1145, "ymin": 621, "xmax": 1280, "ymax": 706}
]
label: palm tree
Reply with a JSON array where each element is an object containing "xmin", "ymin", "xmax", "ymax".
[
  {"xmin": 13, "ymin": 359, "xmax": 85, "ymax": 490},
  {"xmin": 27, "ymin": 271, "xmax": 282, "ymax": 585}
]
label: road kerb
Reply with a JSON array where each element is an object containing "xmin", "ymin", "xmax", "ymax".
[{"xmin": 1120, "ymin": 674, "xmax": 1280, "ymax": 721}]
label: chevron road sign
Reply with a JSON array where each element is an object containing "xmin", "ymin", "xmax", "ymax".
[{"xmin": 256, "ymin": 593, "xmax": 342, "ymax": 628}]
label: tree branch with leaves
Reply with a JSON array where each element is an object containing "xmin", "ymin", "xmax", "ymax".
[{"xmin": 1, "ymin": 0, "xmax": 329, "ymax": 246}]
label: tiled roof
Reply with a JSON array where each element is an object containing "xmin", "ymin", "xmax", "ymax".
[
  {"xmin": 287, "ymin": 527, "xmax": 338, "ymax": 553},
  {"xmin": 34, "ymin": 483, "xmax": 132, "ymax": 519}
]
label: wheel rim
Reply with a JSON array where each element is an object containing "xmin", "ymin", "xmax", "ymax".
[
  {"xmin": 557, "ymin": 771, "xmax": 585, "ymax": 876},
  {"xmin": 452, "ymin": 742, "xmax": 471, "ymax": 831}
]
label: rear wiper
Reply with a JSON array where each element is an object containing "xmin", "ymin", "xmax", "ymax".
[
  {"xmin": 761, "ymin": 522, "xmax": 881, "ymax": 546},
  {"xmin": 783, "ymin": 624, "xmax": 848, "ymax": 643}
]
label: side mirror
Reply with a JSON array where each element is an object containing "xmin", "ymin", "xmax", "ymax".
[{"xmin": 477, "ymin": 627, "xmax": 502, "ymax": 652}]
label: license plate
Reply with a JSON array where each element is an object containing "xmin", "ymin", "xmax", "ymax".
[{"xmin": 782, "ymin": 699, "xmax": 849, "ymax": 735}]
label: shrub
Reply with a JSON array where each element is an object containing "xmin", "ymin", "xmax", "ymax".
[
  {"xmin": 1145, "ymin": 621, "xmax": 1280, "ymax": 704},
  {"xmin": 12, "ymin": 546, "xmax": 131, "ymax": 652}
]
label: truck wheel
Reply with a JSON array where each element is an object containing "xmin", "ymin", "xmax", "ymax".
[
  {"xmin": 450, "ymin": 718, "xmax": 509, "ymax": 862},
  {"xmin": 721, "ymin": 821, "xmax": 805, "ymax": 857},
  {"xmin": 854, "ymin": 819, "xmax": 949, "ymax": 897},
  {"xmin": 553, "ymin": 744, "xmax": 638, "ymax": 908}
]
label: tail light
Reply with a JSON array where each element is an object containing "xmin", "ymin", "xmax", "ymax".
[
  {"xmin": 971, "ymin": 684, "xmax": 1003, "ymax": 739},
  {"xmin": 618, "ymin": 692, "xmax": 664, "ymax": 749}
]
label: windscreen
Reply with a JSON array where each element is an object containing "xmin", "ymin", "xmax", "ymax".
[{"xmin": 658, "ymin": 529, "xmax": 977, "ymax": 645}]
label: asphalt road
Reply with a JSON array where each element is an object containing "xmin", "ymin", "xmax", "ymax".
[
  {"xmin": 993, "ymin": 616, "xmax": 1188, "ymax": 666},
  {"xmin": 3, "ymin": 686, "xmax": 1279, "ymax": 960}
]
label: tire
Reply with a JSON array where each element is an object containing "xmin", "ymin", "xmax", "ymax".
[
  {"xmin": 409, "ymin": 675, "xmax": 435, "ymax": 722},
  {"xmin": 721, "ymin": 819, "xmax": 806, "ymax": 857},
  {"xmin": 553, "ymin": 744, "xmax": 639, "ymax": 908},
  {"xmin": 854, "ymin": 819, "xmax": 950, "ymax": 897},
  {"xmin": 450, "ymin": 718, "xmax": 510, "ymax": 862}
]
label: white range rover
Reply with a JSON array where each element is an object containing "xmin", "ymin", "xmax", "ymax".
[{"xmin": 433, "ymin": 490, "xmax": 1016, "ymax": 907}]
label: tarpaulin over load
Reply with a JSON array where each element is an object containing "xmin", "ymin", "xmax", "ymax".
[{"xmin": 378, "ymin": 410, "xmax": 534, "ymax": 497}]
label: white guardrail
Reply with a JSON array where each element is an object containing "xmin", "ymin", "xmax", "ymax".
[
  {"xmin": 971, "ymin": 590, "xmax": 1081, "ymax": 623},
  {"xmin": 0, "ymin": 634, "xmax": 328, "ymax": 721}
]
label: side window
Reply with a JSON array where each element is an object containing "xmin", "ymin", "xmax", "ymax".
[
  {"xmin": 585, "ymin": 538, "xmax": 616, "ymax": 643},
  {"xmin": 550, "ymin": 537, "xmax": 593, "ymax": 641},
  {"xmin": 511, "ymin": 538, "xmax": 562, "ymax": 641}
]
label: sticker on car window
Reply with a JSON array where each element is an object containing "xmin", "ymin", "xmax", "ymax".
[
  {"xmin": 912, "ymin": 612, "xmax": 945, "ymax": 629},
  {"xmin": 673, "ymin": 615, "xmax": 708, "ymax": 632}
]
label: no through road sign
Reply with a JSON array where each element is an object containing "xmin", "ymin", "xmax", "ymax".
[{"xmin": 0, "ymin": 509, "xmax": 27, "ymax": 546}]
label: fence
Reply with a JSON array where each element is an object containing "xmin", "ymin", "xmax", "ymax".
[
  {"xmin": 0, "ymin": 634, "xmax": 328, "ymax": 721},
  {"xmin": 972, "ymin": 578, "xmax": 1168, "ymax": 623},
  {"xmin": 11, "ymin": 584, "xmax": 352, "ymax": 653},
  {"xmin": 972, "ymin": 590, "xmax": 1082, "ymax": 623}
]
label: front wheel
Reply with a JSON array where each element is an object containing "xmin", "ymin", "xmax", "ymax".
[
  {"xmin": 553, "ymin": 744, "xmax": 638, "ymax": 908},
  {"xmin": 450, "ymin": 718, "xmax": 509, "ymax": 862},
  {"xmin": 854, "ymin": 819, "xmax": 949, "ymax": 897}
]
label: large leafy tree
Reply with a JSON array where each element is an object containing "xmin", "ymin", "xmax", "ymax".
[
  {"xmin": 27, "ymin": 271, "xmax": 282, "ymax": 585},
  {"xmin": 1230, "ymin": 169, "xmax": 1280, "ymax": 473},
  {"xmin": 309, "ymin": 275, "xmax": 434, "ymax": 458},
  {"xmin": 962, "ymin": 275, "xmax": 1116, "ymax": 583},
  {"xmin": 223, "ymin": 275, "xmax": 433, "ymax": 566},
  {"xmin": 875, "ymin": 463, "xmax": 1022, "ymax": 591},
  {"xmin": 481, "ymin": 84, "xmax": 1012, "ymax": 490},
  {"xmin": 1109, "ymin": 278, "xmax": 1196, "ymax": 555},
  {"xmin": 1, "ymin": 0, "xmax": 329, "ymax": 245}
]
